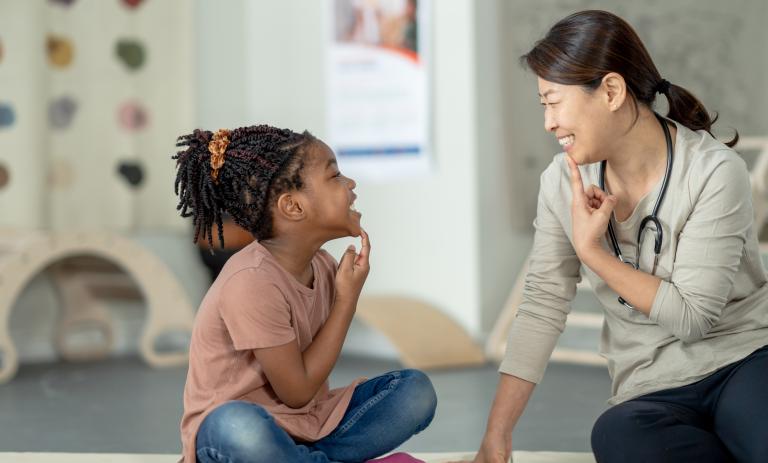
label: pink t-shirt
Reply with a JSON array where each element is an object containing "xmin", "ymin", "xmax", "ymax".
[{"xmin": 179, "ymin": 241, "xmax": 363, "ymax": 462}]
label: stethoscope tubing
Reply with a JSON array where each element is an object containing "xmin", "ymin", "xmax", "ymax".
[{"xmin": 598, "ymin": 112, "xmax": 674, "ymax": 308}]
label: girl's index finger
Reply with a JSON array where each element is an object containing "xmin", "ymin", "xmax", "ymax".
[{"xmin": 357, "ymin": 228, "xmax": 371, "ymax": 262}]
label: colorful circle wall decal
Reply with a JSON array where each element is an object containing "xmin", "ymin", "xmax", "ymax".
[
  {"xmin": 121, "ymin": 0, "xmax": 144, "ymax": 10},
  {"xmin": 115, "ymin": 39, "xmax": 146, "ymax": 71},
  {"xmin": 117, "ymin": 161, "xmax": 144, "ymax": 188},
  {"xmin": 0, "ymin": 163, "xmax": 9, "ymax": 190},
  {"xmin": 47, "ymin": 35, "xmax": 75, "ymax": 68},
  {"xmin": 48, "ymin": 158, "xmax": 75, "ymax": 190},
  {"xmin": 118, "ymin": 102, "xmax": 149, "ymax": 131},
  {"xmin": 49, "ymin": 96, "xmax": 78, "ymax": 129},
  {"xmin": 0, "ymin": 103, "xmax": 15, "ymax": 129}
]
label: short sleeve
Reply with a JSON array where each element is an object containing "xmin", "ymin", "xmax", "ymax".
[{"xmin": 219, "ymin": 268, "xmax": 297, "ymax": 350}]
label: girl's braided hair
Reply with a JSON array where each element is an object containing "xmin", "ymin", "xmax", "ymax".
[{"xmin": 173, "ymin": 124, "xmax": 316, "ymax": 249}]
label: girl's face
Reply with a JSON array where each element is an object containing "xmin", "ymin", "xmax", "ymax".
[
  {"xmin": 537, "ymin": 77, "xmax": 618, "ymax": 165},
  {"xmin": 301, "ymin": 141, "xmax": 362, "ymax": 238}
]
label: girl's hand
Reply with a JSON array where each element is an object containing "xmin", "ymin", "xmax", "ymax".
[
  {"xmin": 566, "ymin": 155, "xmax": 616, "ymax": 258},
  {"xmin": 334, "ymin": 229, "xmax": 371, "ymax": 306}
]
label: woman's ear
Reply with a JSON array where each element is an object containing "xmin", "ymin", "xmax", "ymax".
[
  {"xmin": 275, "ymin": 192, "xmax": 305, "ymax": 222},
  {"xmin": 601, "ymin": 72, "xmax": 627, "ymax": 112}
]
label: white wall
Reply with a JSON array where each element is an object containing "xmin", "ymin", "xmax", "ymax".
[
  {"xmin": 474, "ymin": 0, "xmax": 533, "ymax": 333},
  {"xmin": 195, "ymin": 0, "xmax": 250, "ymax": 130},
  {"xmin": 198, "ymin": 0, "xmax": 524, "ymax": 348},
  {"xmin": 0, "ymin": 1, "xmax": 47, "ymax": 228},
  {"xmin": 242, "ymin": 0, "xmax": 490, "ymax": 338}
]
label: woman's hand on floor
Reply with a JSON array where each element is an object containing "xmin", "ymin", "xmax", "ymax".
[{"xmin": 449, "ymin": 434, "xmax": 512, "ymax": 463}]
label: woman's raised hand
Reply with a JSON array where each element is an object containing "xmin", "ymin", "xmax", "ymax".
[{"xmin": 566, "ymin": 155, "xmax": 616, "ymax": 258}]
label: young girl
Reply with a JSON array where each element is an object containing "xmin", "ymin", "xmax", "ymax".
[{"xmin": 174, "ymin": 125, "xmax": 437, "ymax": 463}]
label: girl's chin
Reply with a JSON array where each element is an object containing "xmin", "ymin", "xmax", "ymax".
[
  {"xmin": 325, "ymin": 225, "xmax": 362, "ymax": 241},
  {"xmin": 349, "ymin": 212, "xmax": 362, "ymax": 235},
  {"xmin": 349, "ymin": 224, "xmax": 363, "ymax": 238}
]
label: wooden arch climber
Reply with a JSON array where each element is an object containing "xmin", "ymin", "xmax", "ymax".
[
  {"xmin": 0, "ymin": 229, "xmax": 195, "ymax": 383},
  {"xmin": 355, "ymin": 295, "xmax": 485, "ymax": 369}
]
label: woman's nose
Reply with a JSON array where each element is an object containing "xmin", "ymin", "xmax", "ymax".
[{"xmin": 544, "ymin": 112, "xmax": 557, "ymax": 132}]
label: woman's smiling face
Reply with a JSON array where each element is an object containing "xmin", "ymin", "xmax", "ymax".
[{"xmin": 538, "ymin": 77, "xmax": 618, "ymax": 165}]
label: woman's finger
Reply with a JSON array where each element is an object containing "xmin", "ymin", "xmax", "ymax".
[
  {"xmin": 586, "ymin": 184, "xmax": 610, "ymax": 202},
  {"xmin": 596, "ymin": 194, "xmax": 617, "ymax": 220},
  {"xmin": 566, "ymin": 155, "xmax": 586, "ymax": 206}
]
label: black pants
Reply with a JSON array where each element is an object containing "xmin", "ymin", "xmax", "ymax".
[{"xmin": 592, "ymin": 345, "xmax": 768, "ymax": 463}]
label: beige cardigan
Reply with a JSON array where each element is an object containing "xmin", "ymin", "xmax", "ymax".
[{"xmin": 500, "ymin": 121, "xmax": 768, "ymax": 404}]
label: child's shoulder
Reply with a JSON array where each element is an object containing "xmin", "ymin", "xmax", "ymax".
[{"xmin": 217, "ymin": 244, "xmax": 282, "ymax": 287}]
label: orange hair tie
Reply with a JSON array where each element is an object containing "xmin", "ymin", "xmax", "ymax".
[{"xmin": 208, "ymin": 128, "xmax": 231, "ymax": 182}]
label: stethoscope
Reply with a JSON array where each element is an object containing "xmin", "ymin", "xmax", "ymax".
[{"xmin": 599, "ymin": 112, "xmax": 673, "ymax": 309}]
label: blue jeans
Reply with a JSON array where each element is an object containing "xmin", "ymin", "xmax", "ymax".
[
  {"xmin": 196, "ymin": 369, "xmax": 437, "ymax": 463},
  {"xmin": 592, "ymin": 345, "xmax": 768, "ymax": 463}
]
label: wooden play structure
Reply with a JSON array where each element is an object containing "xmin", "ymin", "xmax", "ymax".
[
  {"xmin": 356, "ymin": 295, "xmax": 486, "ymax": 370},
  {"xmin": 0, "ymin": 229, "xmax": 485, "ymax": 382},
  {"xmin": 487, "ymin": 137, "xmax": 768, "ymax": 367},
  {"xmin": 0, "ymin": 1, "xmax": 197, "ymax": 383},
  {"xmin": 0, "ymin": 230, "xmax": 195, "ymax": 384}
]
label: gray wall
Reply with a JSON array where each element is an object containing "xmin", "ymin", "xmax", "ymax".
[{"xmin": 501, "ymin": 0, "xmax": 768, "ymax": 224}]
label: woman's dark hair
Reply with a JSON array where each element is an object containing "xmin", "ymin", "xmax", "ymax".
[
  {"xmin": 173, "ymin": 124, "xmax": 316, "ymax": 249},
  {"xmin": 522, "ymin": 10, "xmax": 737, "ymax": 147}
]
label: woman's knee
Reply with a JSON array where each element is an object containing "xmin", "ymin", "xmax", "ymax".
[
  {"xmin": 198, "ymin": 401, "xmax": 280, "ymax": 457},
  {"xmin": 590, "ymin": 400, "xmax": 722, "ymax": 463},
  {"xmin": 591, "ymin": 402, "xmax": 656, "ymax": 457}
]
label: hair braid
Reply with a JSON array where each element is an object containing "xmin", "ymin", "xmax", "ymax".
[{"xmin": 173, "ymin": 124, "xmax": 315, "ymax": 249}]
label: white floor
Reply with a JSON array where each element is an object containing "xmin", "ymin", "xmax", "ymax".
[{"xmin": 0, "ymin": 451, "xmax": 595, "ymax": 463}]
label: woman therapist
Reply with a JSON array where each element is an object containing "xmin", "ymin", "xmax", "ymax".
[{"xmin": 460, "ymin": 10, "xmax": 768, "ymax": 463}]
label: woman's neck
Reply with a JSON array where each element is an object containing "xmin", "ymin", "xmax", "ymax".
[{"xmin": 604, "ymin": 110, "xmax": 674, "ymax": 196}]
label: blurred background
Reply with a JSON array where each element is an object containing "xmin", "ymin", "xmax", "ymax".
[{"xmin": 0, "ymin": 0, "xmax": 766, "ymax": 456}]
